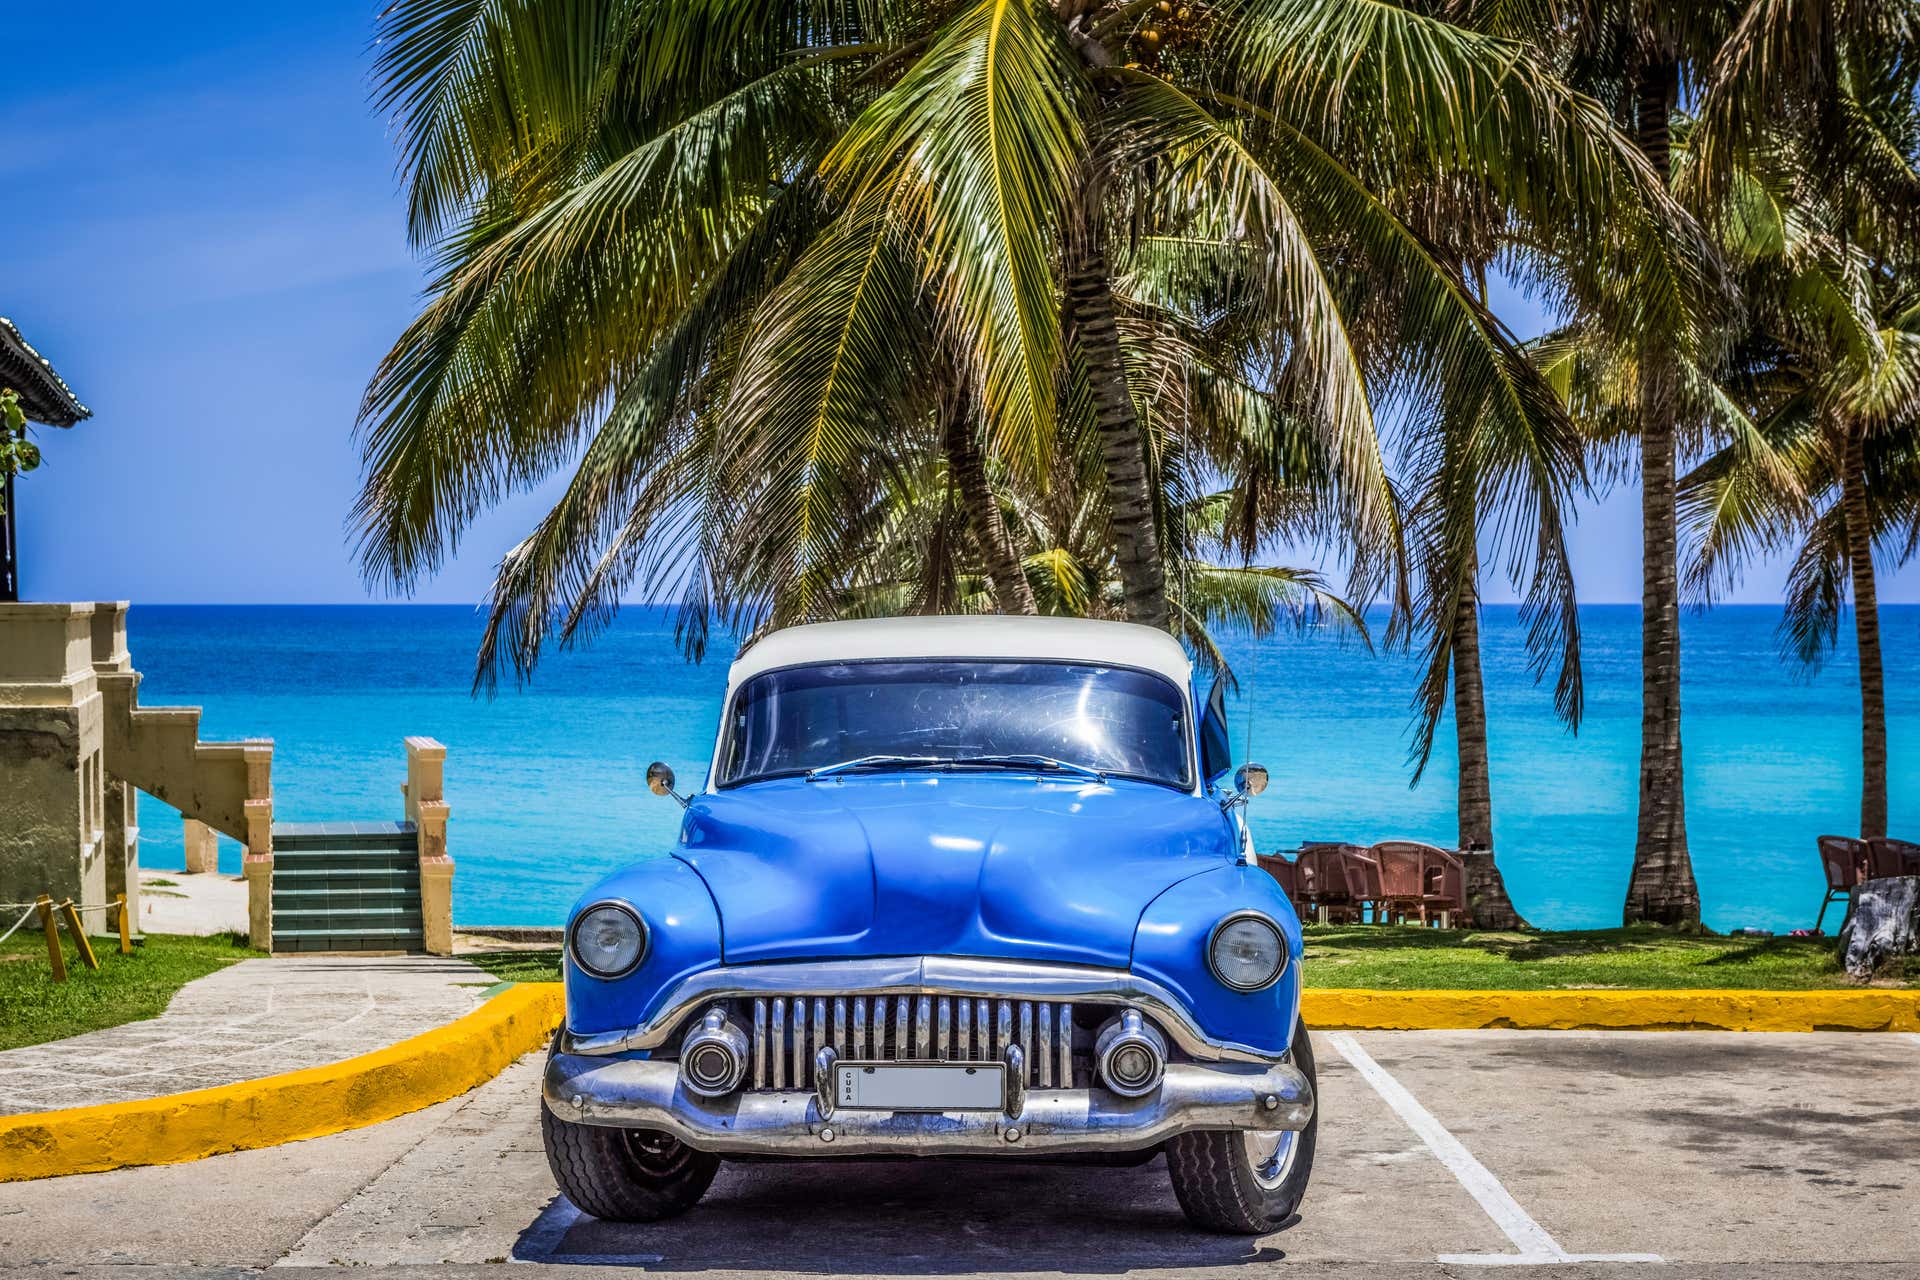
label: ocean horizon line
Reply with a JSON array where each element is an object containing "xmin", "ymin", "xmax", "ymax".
[{"xmin": 118, "ymin": 604, "xmax": 1914, "ymax": 935}]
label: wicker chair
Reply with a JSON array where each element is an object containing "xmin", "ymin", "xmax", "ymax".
[
  {"xmin": 1255, "ymin": 853, "xmax": 1302, "ymax": 913},
  {"xmin": 1814, "ymin": 835, "xmax": 1868, "ymax": 933},
  {"xmin": 1295, "ymin": 843, "xmax": 1371, "ymax": 923},
  {"xmin": 1339, "ymin": 849, "xmax": 1383, "ymax": 923},
  {"xmin": 1370, "ymin": 842, "xmax": 1428, "ymax": 923},
  {"xmin": 1369, "ymin": 841, "xmax": 1463, "ymax": 926},
  {"xmin": 1422, "ymin": 847, "xmax": 1467, "ymax": 928},
  {"xmin": 1865, "ymin": 837, "xmax": 1920, "ymax": 880}
]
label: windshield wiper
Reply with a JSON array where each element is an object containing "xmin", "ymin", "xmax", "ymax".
[
  {"xmin": 805, "ymin": 753, "xmax": 1108, "ymax": 781},
  {"xmin": 936, "ymin": 753, "xmax": 1106, "ymax": 781},
  {"xmin": 805, "ymin": 754, "xmax": 945, "ymax": 780}
]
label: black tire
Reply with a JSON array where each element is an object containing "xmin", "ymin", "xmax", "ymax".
[
  {"xmin": 1164, "ymin": 1017, "xmax": 1318, "ymax": 1234},
  {"xmin": 541, "ymin": 1105, "xmax": 720, "ymax": 1222}
]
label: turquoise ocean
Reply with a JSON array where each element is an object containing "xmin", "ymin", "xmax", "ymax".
[{"xmin": 128, "ymin": 605, "xmax": 1917, "ymax": 934}]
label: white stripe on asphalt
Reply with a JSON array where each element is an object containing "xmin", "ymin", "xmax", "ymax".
[{"xmin": 1324, "ymin": 1031, "xmax": 1662, "ymax": 1267}]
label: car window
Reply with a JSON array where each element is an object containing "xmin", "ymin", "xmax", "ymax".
[{"xmin": 720, "ymin": 660, "xmax": 1192, "ymax": 789}]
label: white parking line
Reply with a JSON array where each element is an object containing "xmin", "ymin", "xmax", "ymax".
[{"xmin": 1324, "ymin": 1031, "xmax": 1662, "ymax": 1267}]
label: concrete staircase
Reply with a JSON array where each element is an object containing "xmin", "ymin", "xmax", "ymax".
[
  {"xmin": 96, "ymin": 670, "xmax": 272, "ymax": 852},
  {"xmin": 72, "ymin": 605, "xmax": 452, "ymax": 957},
  {"xmin": 269, "ymin": 822, "xmax": 425, "ymax": 953}
]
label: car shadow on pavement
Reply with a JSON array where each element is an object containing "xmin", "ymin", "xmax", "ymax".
[{"xmin": 513, "ymin": 1155, "xmax": 1289, "ymax": 1272}]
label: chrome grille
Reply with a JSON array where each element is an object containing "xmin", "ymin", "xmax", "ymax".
[{"xmin": 738, "ymin": 995, "xmax": 1085, "ymax": 1089}]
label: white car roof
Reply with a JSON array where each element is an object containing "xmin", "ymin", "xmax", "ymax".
[{"xmin": 726, "ymin": 616, "xmax": 1195, "ymax": 692}]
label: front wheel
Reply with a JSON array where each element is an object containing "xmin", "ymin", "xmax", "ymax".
[
  {"xmin": 1164, "ymin": 1017, "xmax": 1318, "ymax": 1233},
  {"xmin": 541, "ymin": 1106, "xmax": 720, "ymax": 1222}
]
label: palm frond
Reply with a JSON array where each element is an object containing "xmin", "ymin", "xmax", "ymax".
[
  {"xmin": 715, "ymin": 183, "xmax": 930, "ymax": 626},
  {"xmin": 824, "ymin": 0, "xmax": 1085, "ymax": 481}
]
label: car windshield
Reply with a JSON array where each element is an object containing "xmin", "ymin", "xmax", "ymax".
[{"xmin": 720, "ymin": 660, "xmax": 1192, "ymax": 789}]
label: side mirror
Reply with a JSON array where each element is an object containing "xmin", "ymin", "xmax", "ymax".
[
  {"xmin": 647, "ymin": 761, "xmax": 688, "ymax": 807},
  {"xmin": 1221, "ymin": 763, "xmax": 1268, "ymax": 812}
]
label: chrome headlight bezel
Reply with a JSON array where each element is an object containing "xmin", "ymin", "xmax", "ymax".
[
  {"xmin": 1206, "ymin": 910, "xmax": 1287, "ymax": 992},
  {"xmin": 568, "ymin": 901, "xmax": 648, "ymax": 979}
]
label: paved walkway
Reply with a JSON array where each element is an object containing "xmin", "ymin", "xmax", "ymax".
[
  {"xmin": 0, "ymin": 955, "xmax": 491, "ymax": 1114},
  {"xmin": 2, "ymin": 1030, "xmax": 1916, "ymax": 1277}
]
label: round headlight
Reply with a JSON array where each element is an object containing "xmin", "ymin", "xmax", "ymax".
[
  {"xmin": 1208, "ymin": 912, "xmax": 1286, "ymax": 991},
  {"xmin": 570, "ymin": 903, "xmax": 647, "ymax": 978}
]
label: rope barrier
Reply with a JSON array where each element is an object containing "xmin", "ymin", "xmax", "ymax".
[
  {"xmin": 9, "ymin": 894, "xmax": 133, "ymax": 985},
  {"xmin": 0, "ymin": 905, "xmax": 37, "ymax": 946},
  {"xmin": 2, "ymin": 898, "xmax": 128, "ymax": 948}
]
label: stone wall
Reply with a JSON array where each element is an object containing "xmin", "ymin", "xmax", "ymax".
[{"xmin": 0, "ymin": 604, "xmax": 109, "ymax": 912}]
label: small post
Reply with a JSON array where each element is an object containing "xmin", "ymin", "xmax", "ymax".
[
  {"xmin": 36, "ymin": 896, "xmax": 66, "ymax": 983},
  {"xmin": 116, "ymin": 892, "xmax": 132, "ymax": 954},
  {"xmin": 59, "ymin": 900, "xmax": 100, "ymax": 971}
]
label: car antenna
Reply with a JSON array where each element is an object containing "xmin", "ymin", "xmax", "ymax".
[{"xmin": 1240, "ymin": 666, "xmax": 1259, "ymax": 866}]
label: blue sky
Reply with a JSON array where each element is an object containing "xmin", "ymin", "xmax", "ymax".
[{"xmin": 5, "ymin": 2, "xmax": 1916, "ymax": 607}]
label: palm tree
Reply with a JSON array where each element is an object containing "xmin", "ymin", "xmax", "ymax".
[
  {"xmin": 1389, "ymin": 188, "xmax": 1588, "ymax": 931},
  {"xmin": 1678, "ymin": 51, "xmax": 1920, "ymax": 839},
  {"xmin": 1683, "ymin": 296, "xmax": 1920, "ymax": 842},
  {"xmin": 1502, "ymin": 1, "xmax": 1750, "ymax": 927},
  {"xmin": 357, "ymin": 0, "xmax": 1700, "ymax": 692},
  {"xmin": 1515, "ymin": 0, "xmax": 1919, "ymax": 922},
  {"xmin": 837, "ymin": 419, "xmax": 1370, "ymax": 678}
]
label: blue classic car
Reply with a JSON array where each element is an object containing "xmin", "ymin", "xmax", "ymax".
[{"xmin": 541, "ymin": 616, "xmax": 1316, "ymax": 1232}]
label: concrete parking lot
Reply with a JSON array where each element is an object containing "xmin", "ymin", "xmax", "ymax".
[{"xmin": 3, "ymin": 1030, "xmax": 1917, "ymax": 1279}]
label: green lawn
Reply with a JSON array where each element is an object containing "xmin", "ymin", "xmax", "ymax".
[
  {"xmin": 467, "ymin": 949, "xmax": 564, "ymax": 985},
  {"xmin": 1301, "ymin": 924, "xmax": 1889, "ymax": 989},
  {"xmin": 462, "ymin": 926, "xmax": 1894, "ymax": 992},
  {"xmin": 0, "ymin": 930, "xmax": 263, "ymax": 1052}
]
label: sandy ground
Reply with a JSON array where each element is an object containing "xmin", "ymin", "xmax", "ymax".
[{"xmin": 136, "ymin": 868, "xmax": 248, "ymax": 936}]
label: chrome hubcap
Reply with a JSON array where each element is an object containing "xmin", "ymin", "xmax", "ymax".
[
  {"xmin": 623, "ymin": 1129, "xmax": 696, "ymax": 1177},
  {"xmin": 1245, "ymin": 1130, "xmax": 1299, "ymax": 1190}
]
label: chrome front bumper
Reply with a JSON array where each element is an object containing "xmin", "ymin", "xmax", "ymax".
[{"xmin": 542, "ymin": 1051, "xmax": 1314, "ymax": 1157}]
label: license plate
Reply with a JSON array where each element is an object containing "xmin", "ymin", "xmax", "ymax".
[{"xmin": 833, "ymin": 1061, "xmax": 1006, "ymax": 1112}]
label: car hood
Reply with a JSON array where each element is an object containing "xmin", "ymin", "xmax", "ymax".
[{"xmin": 675, "ymin": 773, "xmax": 1239, "ymax": 969}]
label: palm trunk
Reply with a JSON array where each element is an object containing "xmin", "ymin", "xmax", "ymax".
[
  {"xmin": 1623, "ymin": 58, "xmax": 1701, "ymax": 927},
  {"xmin": 943, "ymin": 386, "xmax": 1036, "ymax": 615},
  {"xmin": 1064, "ymin": 196, "xmax": 1169, "ymax": 630},
  {"xmin": 1449, "ymin": 559, "xmax": 1530, "ymax": 929},
  {"xmin": 1452, "ymin": 559, "xmax": 1494, "ymax": 851},
  {"xmin": 1445, "ymin": 269, "xmax": 1528, "ymax": 931},
  {"xmin": 1841, "ymin": 428, "xmax": 1888, "ymax": 839}
]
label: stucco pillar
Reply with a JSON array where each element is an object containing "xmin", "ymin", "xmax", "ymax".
[
  {"xmin": 241, "ymin": 743, "xmax": 274, "ymax": 950},
  {"xmin": 405, "ymin": 736, "xmax": 453, "ymax": 956},
  {"xmin": 182, "ymin": 818, "xmax": 218, "ymax": 875},
  {"xmin": 87, "ymin": 605, "xmax": 140, "ymax": 927},
  {"xmin": 103, "ymin": 778, "xmax": 139, "ymax": 925},
  {"xmin": 0, "ymin": 604, "xmax": 108, "ymax": 918}
]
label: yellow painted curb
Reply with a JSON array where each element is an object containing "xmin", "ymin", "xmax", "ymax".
[
  {"xmin": 5, "ymin": 981, "xmax": 1908, "ymax": 1182},
  {"xmin": 0, "ymin": 982, "xmax": 563, "ymax": 1183},
  {"xmin": 1303, "ymin": 987, "xmax": 1920, "ymax": 1033}
]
